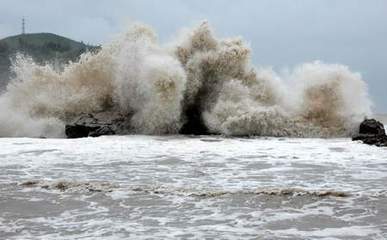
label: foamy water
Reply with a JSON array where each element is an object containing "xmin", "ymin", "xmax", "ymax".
[{"xmin": 1, "ymin": 136, "xmax": 386, "ymax": 239}]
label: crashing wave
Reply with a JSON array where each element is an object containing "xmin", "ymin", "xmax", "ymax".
[{"xmin": 0, "ymin": 21, "xmax": 372, "ymax": 138}]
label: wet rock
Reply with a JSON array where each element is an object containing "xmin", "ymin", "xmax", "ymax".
[
  {"xmin": 65, "ymin": 112, "xmax": 131, "ymax": 138},
  {"xmin": 65, "ymin": 124, "xmax": 98, "ymax": 138},
  {"xmin": 352, "ymin": 119, "xmax": 387, "ymax": 147},
  {"xmin": 179, "ymin": 105, "xmax": 210, "ymax": 135},
  {"xmin": 358, "ymin": 119, "xmax": 385, "ymax": 135}
]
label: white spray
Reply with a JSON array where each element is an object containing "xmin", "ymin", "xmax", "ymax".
[{"xmin": 0, "ymin": 21, "xmax": 372, "ymax": 137}]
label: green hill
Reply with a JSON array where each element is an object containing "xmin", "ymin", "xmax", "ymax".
[{"xmin": 0, "ymin": 33, "xmax": 99, "ymax": 88}]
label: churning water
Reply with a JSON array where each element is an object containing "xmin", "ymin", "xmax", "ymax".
[{"xmin": 0, "ymin": 136, "xmax": 387, "ymax": 239}]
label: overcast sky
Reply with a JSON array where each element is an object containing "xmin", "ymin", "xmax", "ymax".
[{"xmin": 0, "ymin": 0, "xmax": 386, "ymax": 112}]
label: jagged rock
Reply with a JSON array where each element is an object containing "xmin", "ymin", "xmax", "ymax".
[
  {"xmin": 352, "ymin": 119, "xmax": 387, "ymax": 147},
  {"xmin": 65, "ymin": 112, "xmax": 131, "ymax": 138}
]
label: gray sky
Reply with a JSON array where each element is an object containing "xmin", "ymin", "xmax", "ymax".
[{"xmin": 1, "ymin": 0, "xmax": 386, "ymax": 112}]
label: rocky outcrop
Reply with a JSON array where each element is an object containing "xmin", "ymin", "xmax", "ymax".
[
  {"xmin": 65, "ymin": 112, "xmax": 131, "ymax": 138},
  {"xmin": 352, "ymin": 119, "xmax": 387, "ymax": 147},
  {"xmin": 65, "ymin": 108, "xmax": 213, "ymax": 138}
]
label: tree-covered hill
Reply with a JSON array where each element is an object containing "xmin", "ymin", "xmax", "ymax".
[{"xmin": 0, "ymin": 33, "xmax": 99, "ymax": 88}]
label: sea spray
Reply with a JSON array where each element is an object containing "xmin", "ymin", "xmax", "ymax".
[
  {"xmin": 112, "ymin": 24, "xmax": 186, "ymax": 134},
  {"xmin": 175, "ymin": 22, "xmax": 371, "ymax": 137},
  {"xmin": 0, "ymin": 21, "xmax": 372, "ymax": 137}
]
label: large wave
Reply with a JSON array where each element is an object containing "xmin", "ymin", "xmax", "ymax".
[{"xmin": 0, "ymin": 21, "xmax": 372, "ymax": 138}]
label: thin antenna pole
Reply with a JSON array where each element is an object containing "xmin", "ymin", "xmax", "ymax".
[{"xmin": 22, "ymin": 17, "xmax": 25, "ymax": 35}]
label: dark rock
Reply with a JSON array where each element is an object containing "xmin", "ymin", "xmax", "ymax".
[
  {"xmin": 353, "ymin": 134, "xmax": 387, "ymax": 147},
  {"xmin": 88, "ymin": 125, "xmax": 116, "ymax": 137},
  {"xmin": 179, "ymin": 105, "xmax": 210, "ymax": 135},
  {"xmin": 358, "ymin": 119, "xmax": 385, "ymax": 135},
  {"xmin": 65, "ymin": 124, "xmax": 98, "ymax": 138},
  {"xmin": 65, "ymin": 112, "xmax": 131, "ymax": 138},
  {"xmin": 352, "ymin": 119, "xmax": 387, "ymax": 147}
]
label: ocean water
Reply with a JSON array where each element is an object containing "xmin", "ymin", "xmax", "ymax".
[{"xmin": 0, "ymin": 135, "xmax": 386, "ymax": 239}]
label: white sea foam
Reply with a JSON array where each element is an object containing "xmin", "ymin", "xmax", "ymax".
[
  {"xmin": 1, "ymin": 136, "xmax": 387, "ymax": 239},
  {"xmin": 0, "ymin": 21, "xmax": 372, "ymax": 137}
]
